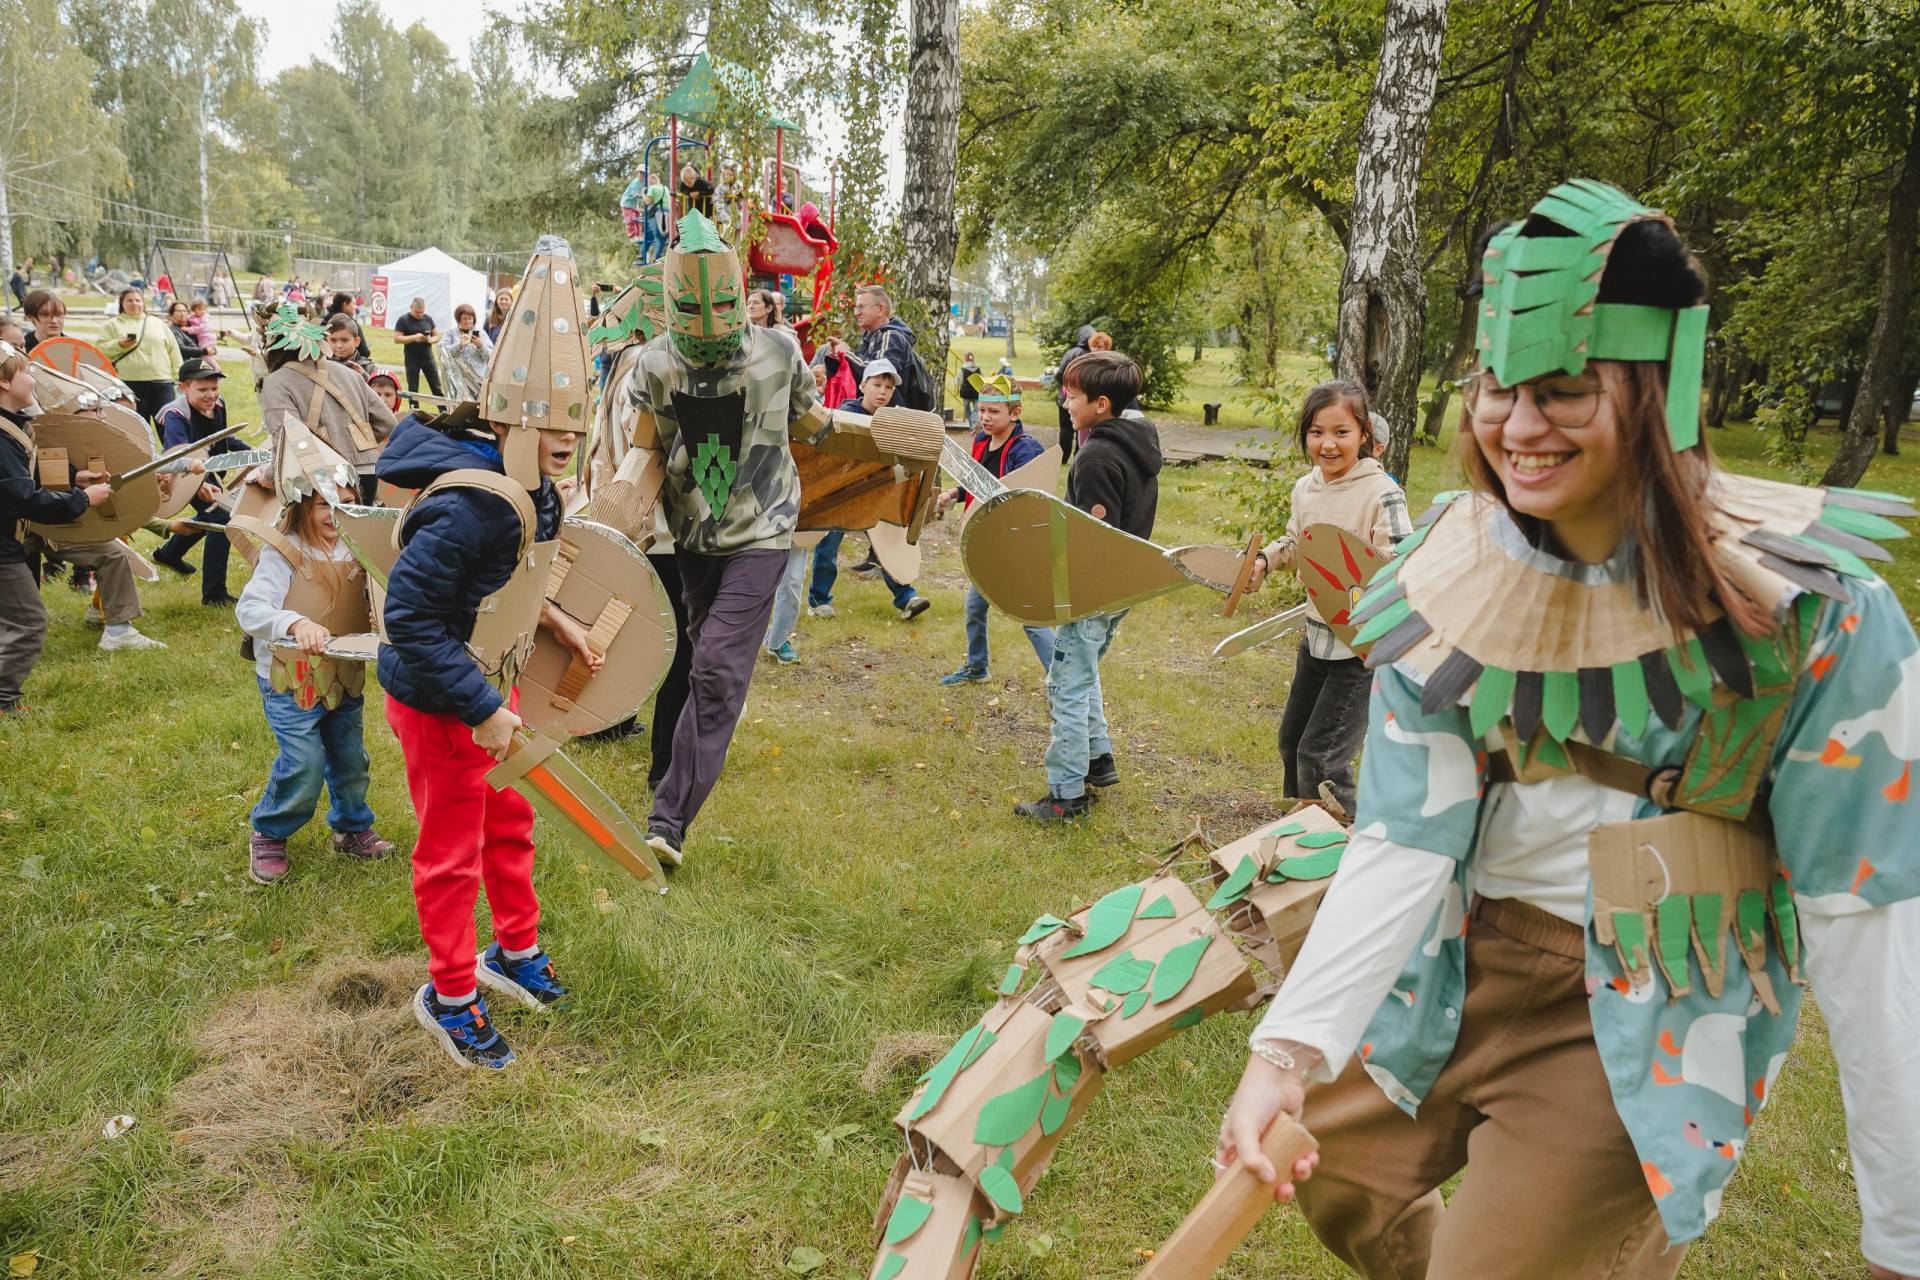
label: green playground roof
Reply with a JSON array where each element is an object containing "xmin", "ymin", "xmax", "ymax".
[{"xmin": 659, "ymin": 52, "xmax": 802, "ymax": 133}]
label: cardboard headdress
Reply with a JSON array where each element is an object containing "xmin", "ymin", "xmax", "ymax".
[
  {"xmin": 663, "ymin": 210, "xmax": 746, "ymax": 366},
  {"xmin": 482, "ymin": 235, "xmax": 593, "ymax": 488},
  {"xmin": 262, "ymin": 301, "xmax": 327, "ymax": 362},
  {"xmin": 1477, "ymin": 179, "xmax": 1709, "ymax": 449},
  {"xmin": 274, "ymin": 413, "xmax": 357, "ymax": 510},
  {"xmin": 970, "ymin": 371, "xmax": 1020, "ymax": 404}
]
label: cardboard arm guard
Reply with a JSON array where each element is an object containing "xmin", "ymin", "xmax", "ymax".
[
  {"xmin": 1135, "ymin": 1114, "xmax": 1319, "ymax": 1280},
  {"xmin": 801, "ymin": 405, "xmax": 944, "ymax": 471}
]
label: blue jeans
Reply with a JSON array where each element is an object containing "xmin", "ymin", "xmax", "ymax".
[
  {"xmin": 250, "ymin": 677, "xmax": 376, "ymax": 840},
  {"xmin": 964, "ymin": 584, "xmax": 1053, "ymax": 674},
  {"xmin": 809, "ymin": 530, "xmax": 917, "ymax": 610},
  {"xmin": 1044, "ymin": 611, "xmax": 1126, "ymax": 798},
  {"xmin": 640, "ymin": 220, "xmax": 667, "ymax": 264},
  {"xmin": 764, "ymin": 545, "xmax": 808, "ymax": 648}
]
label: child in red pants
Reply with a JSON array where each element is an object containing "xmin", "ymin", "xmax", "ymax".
[{"xmin": 376, "ymin": 411, "xmax": 599, "ymax": 1070}]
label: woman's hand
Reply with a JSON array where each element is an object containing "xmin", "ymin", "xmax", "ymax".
[
  {"xmin": 1216, "ymin": 1052, "xmax": 1318, "ymax": 1202},
  {"xmin": 472, "ymin": 705, "xmax": 522, "ymax": 761},
  {"xmin": 291, "ymin": 619, "xmax": 330, "ymax": 655}
]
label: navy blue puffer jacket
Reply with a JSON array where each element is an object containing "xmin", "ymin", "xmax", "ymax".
[{"xmin": 374, "ymin": 418, "xmax": 561, "ymax": 725}]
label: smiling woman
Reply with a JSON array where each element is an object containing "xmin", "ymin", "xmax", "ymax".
[{"xmin": 1214, "ymin": 179, "xmax": 1920, "ymax": 1280}]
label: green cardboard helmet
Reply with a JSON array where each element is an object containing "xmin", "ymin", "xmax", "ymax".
[
  {"xmin": 663, "ymin": 210, "xmax": 746, "ymax": 366},
  {"xmin": 1476, "ymin": 179, "xmax": 1709, "ymax": 450}
]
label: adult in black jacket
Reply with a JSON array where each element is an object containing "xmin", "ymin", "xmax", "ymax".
[{"xmin": 812, "ymin": 285, "xmax": 922, "ymax": 409}]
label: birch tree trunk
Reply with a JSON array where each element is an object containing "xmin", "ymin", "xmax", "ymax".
[
  {"xmin": 0, "ymin": 147, "xmax": 14, "ymax": 290},
  {"xmin": 1337, "ymin": 0, "xmax": 1449, "ymax": 481},
  {"xmin": 1824, "ymin": 85, "xmax": 1920, "ymax": 485},
  {"xmin": 198, "ymin": 61, "xmax": 212, "ymax": 243},
  {"xmin": 900, "ymin": 0, "xmax": 961, "ymax": 412}
]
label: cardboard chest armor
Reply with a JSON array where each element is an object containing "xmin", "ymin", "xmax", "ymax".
[{"xmin": 230, "ymin": 512, "xmax": 372, "ymax": 709}]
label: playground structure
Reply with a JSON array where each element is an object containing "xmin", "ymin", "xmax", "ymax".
[
  {"xmin": 640, "ymin": 53, "xmax": 839, "ymax": 354},
  {"xmin": 142, "ymin": 239, "xmax": 244, "ymax": 310},
  {"xmin": 292, "ymin": 257, "xmax": 378, "ymax": 302}
]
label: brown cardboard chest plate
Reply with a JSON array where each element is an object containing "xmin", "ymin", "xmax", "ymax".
[
  {"xmin": 794, "ymin": 444, "xmax": 937, "ymax": 541},
  {"xmin": 23, "ymin": 413, "xmax": 161, "ymax": 541},
  {"xmin": 517, "ymin": 518, "xmax": 677, "ymax": 738}
]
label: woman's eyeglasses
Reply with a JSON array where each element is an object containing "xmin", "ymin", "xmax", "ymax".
[{"xmin": 1457, "ymin": 369, "xmax": 1604, "ymax": 429}]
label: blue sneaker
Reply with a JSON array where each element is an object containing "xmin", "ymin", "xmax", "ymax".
[
  {"xmin": 413, "ymin": 983, "xmax": 515, "ymax": 1070},
  {"xmin": 476, "ymin": 944, "xmax": 569, "ymax": 1011},
  {"xmin": 767, "ymin": 640, "xmax": 799, "ymax": 664},
  {"xmin": 939, "ymin": 665, "xmax": 989, "ymax": 685}
]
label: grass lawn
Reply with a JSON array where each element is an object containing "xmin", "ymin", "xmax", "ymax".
[{"xmin": 0, "ymin": 355, "xmax": 1914, "ymax": 1275}]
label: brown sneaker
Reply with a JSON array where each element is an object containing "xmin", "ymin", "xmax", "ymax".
[
  {"xmin": 331, "ymin": 829, "xmax": 396, "ymax": 859},
  {"xmin": 248, "ymin": 833, "xmax": 290, "ymax": 885}
]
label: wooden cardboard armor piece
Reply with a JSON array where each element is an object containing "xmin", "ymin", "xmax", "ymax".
[
  {"xmin": 1298, "ymin": 522, "xmax": 1391, "ymax": 648},
  {"xmin": 22, "ymin": 411, "xmax": 161, "ymax": 541},
  {"xmin": 230, "ymin": 513, "xmax": 373, "ymax": 710},
  {"xmin": 482, "ymin": 236, "xmax": 592, "ymax": 490},
  {"xmin": 517, "ymin": 518, "xmax": 677, "ymax": 738},
  {"xmin": 867, "ymin": 1155, "xmax": 990, "ymax": 1280}
]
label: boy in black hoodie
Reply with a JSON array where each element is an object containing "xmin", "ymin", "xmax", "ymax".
[{"xmin": 1015, "ymin": 350, "xmax": 1161, "ymax": 820}]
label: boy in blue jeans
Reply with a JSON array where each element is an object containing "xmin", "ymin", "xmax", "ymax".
[
  {"xmin": 934, "ymin": 372, "xmax": 1053, "ymax": 683},
  {"xmin": 810, "ymin": 359, "xmax": 931, "ymax": 621},
  {"xmin": 1014, "ymin": 351, "xmax": 1160, "ymax": 821}
]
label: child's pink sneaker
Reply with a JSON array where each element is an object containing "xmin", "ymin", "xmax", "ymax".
[{"xmin": 248, "ymin": 833, "xmax": 290, "ymax": 885}]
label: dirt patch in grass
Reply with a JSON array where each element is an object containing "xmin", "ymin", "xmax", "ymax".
[
  {"xmin": 166, "ymin": 955, "xmax": 467, "ymax": 1176},
  {"xmin": 858, "ymin": 1030, "xmax": 952, "ymax": 1094}
]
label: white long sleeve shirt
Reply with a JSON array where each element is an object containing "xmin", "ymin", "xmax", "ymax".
[{"xmin": 234, "ymin": 535, "xmax": 356, "ymax": 681}]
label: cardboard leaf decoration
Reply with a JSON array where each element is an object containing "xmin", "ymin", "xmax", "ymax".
[
  {"xmin": 1089, "ymin": 951, "xmax": 1153, "ymax": 996},
  {"xmin": 998, "ymin": 964, "xmax": 1024, "ymax": 996},
  {"xmin": 1294, "ymin": 831, "xmax": 1348, "ymax": 850},
  {"xmin": 1149, "ymin": 936, "xmax": 1213, "ymax": 1005},
  {"xmin": 1170, "ymin": 1007, "xmax": 1207, "ymax": 1030},
  {"xmin": 1205, "ymin": 855, "xmax": 1259, "ymax": 911},
  {"xmin": 1039, "ymin": 1091, "xmax": 1074, "ymax": 1135},
  {"xmin": 1139, "ymin": 895, "xmax": 1178, "ymax": 920},
  {"xmin": 1059, "ymin": 885, "xmax": 1144, "ymax": 958},
  {"xmin": 883, "ymin": 1196, "xmax": 933, "ymax": 1245},
  {"xmin": 1271, "ymin": 848, "xmax": 1344, "ymax": 882},
  {"xmin": 1017, "ymin": 915, "xmax": 1069, "ymax": 945},
  {"xmin": 1043, "ymin": 1013, "xmax": 1085, "ymax": 1063},
  {"xmin": 1052, "ymin": 1053, "xmax": 1081, "ymax": 1091},
  {"xmin": 973, "ymin": 1071, "xmax": 1052, "ymax": 1145},
  {"xmin": 978, "ymin": 1165, "xmax": 1023, "ymax": 1216},
  {"xmin": 908, "ymin": 1023, "xmax": 994, "ymax": 1122},
  {"xmin": 875, "ymin": 1255, "xmax": 906, "ymax": 1280},
  {"xmin": 1120, "ymin": 990, "xmax": 1151, "ymax": 1018}
]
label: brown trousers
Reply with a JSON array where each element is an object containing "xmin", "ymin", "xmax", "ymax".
[
  {"xmin": 1296, "ymin": 896, "xmax": 1686, "ymax": 1280},
  {"xmin": 48, "ymin": 541, "xmax": 143, "ymax": 625}
]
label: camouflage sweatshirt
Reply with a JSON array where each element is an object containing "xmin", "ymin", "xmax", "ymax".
[{"xmin": 626, "ymin": 325, "xmax": 822, "ymax": 555}]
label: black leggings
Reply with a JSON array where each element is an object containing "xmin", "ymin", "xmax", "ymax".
[
  {"xmin": 126, "ymin": 380, "xmax": 174, "ymax": 425},
  {"xmin": 647, "ymin": 550, "xmax": 695, "ymax": 788},
  {"xmin": 1277, "ymin": 638, "xmax": 1372, "ymax": 814}
]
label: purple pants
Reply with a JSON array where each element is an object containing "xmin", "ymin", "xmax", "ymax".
[{"xmin": 647, "ymin": 546, "xmax": 786, "ymax": 841}]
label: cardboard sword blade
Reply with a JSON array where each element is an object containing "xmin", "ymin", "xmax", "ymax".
[
  {"xmin": 486, "ymin": 732, "xmax": 666, "ymax": 889},
  {"xmin": 111, "ymin": 420, "xmax": 250, "ymax": 487},
  {"xmin": 1213, "ymin": 603, "xmax": 1310, "ymax": 659},
  {"xmin": 157, "ymin": 447, "xmax": 272, "ymax": 476}
]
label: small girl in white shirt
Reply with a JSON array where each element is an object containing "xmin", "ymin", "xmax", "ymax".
[{"xmin": 234, "ymin": 490, "xmax": 390, "ymax": 885}]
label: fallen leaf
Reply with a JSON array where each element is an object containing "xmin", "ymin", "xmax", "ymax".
[
  {"xmin": 1135, "ymin": 1247, "xmax": 1156, "ymax": 1260},
  {"xmin": 103, "ymin": 1114, "xmax": 135, "ymax": 1139},
  {"xmin": 769, "ymin": 745, "xmax": 782, "ymax": 756},
  {"xmin": 636, "ymin": 1130, "xmax": 667, "ymax": 1148},
  {"xmin": 10, "ymin": 1252, "xmax": 41, "ymax": 1277},
  {"xmin": 17, "ymin": 856, "xmax": 43, "ymax": 880},
  {"xmin": 783, "ymin": 1246, "xmax": 827, "ymax": 1274},
  {"xmin": 558, "ymin": 1235, "xmax": 577, "ymax": 1245}
]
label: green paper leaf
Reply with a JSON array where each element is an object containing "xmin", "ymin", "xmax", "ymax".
[
  {"xmin": 1044, "ymin": 1013, "xmax": 1085, "ymax": 1063},
  {"xmin": 1150, "ymin": 935, "xmax": 1214, "ymax": 1004},
  {"xmin": 1737, "ymin": 890, "xmax": 1767, "ymax": 952},
  {"xmin": 783, "ymin": 1245, "xmax": 826, "ymax": 1274},
  {"xmin": 908, "ymin": 1023, "xmax": 993, "ymax": 1121},
  {"xmin": 974, "ymin": 1071, "xmax": 1052, "ymax": 1145},
  {"xmin": 962, "ymin": 1217, "xmax": 982, "ymax": 1257},
  {"xmin": 979, "ymin": 1165, "xmax": 1024, "ymax": 1216},
  {"xmin": 1276, "ymin": 847, "xmax": 1344, "ymax": 880},
  {"xmin": 1470, "ymin": 665, "xmax": 1516, "ymax": 738},
  {"xmin": 1611, "ymin": 658, "xmax": 1650, "ymax": 738},
  {"xmin": 877, "ymin": 1255, "xmax": 907, "ymax": 1280},
  {"xmin": 1060, "ymin": 884, "xmax": 1144, "ymax": 958},
  {"xmin": 998, "ymin": 964, "xmax": 1024, "ymax": 996},
  {"xmin": 1294, "ymin": 830, "xmax": 1349, "ymax": 849},
  {"xmin": 1656, "ymin": 894, "xmax": 1692, "ymax": 986},
  {"xmin": 884, "ymin": 1196, "xmax": 934, "ymax": 1245},
  {"xmin": 1138, "ymin": 895, "xmax": 1178, "ymax": 920},
  {"xmin": 1264, "ymin": 821, "xmax": 1306, "ymax": 839},
  {"xmin": 1613, "ymin": 910, "xmax": 1650, "ymax": 976},
  {"xmin": 1542, "ymin": 670, "xmax": 1579, "ymax": 741},
  {"xmin": 1797, "ymin": 533, "xmax": 1874, "ymax": 579},
  {"xmin": 1053, "ymin": 1053, "xmax": 1081, "ymax": 1091},
  {"xmin": 1170, "ymin": 1007, "xmax": 1207, "ymax": 1029},
  {"xmin": 996, "ymin": 1146, "xmax": 1018, "ymax": 1172},
  {"xmin": 1090, "ymin": 950, "xmax": 1153, "ymax": 994},
  {"xmin": 961, "ymin": 1026, "xmax": 998, "ymax": 1069},
  {"xmin": 1121, "ymin": 990, "xmax": 1150, "ymax": 1017},
  {"xmin": 1772, "ymin": 878, "xmax": 1800, "ymax": 968},
  {"xmin": 1668, "ymin": 638, "xmax": 1714, "ymax": 709},
  {"xmin": 1205, "ymin": 854, "xmax": 1259, "ymax": 910},
  {"xmin": 1017, "ymin": 914, "xmax": 1069, "ymax": 945},
  {"xmin": 982, "ymin": 1221, "xmax": 1007, "ymax": 1243}
]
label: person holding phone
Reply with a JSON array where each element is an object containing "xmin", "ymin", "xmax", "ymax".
[{"xmin": 95, "ymin": 288, "xmax": 179, "ymax": 422}]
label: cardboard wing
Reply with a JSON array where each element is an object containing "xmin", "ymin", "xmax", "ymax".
[
  {"xmin": 23, "ymin": 412, "xmax": 161, "ymax": 541},
  {"xmin": 517, "ymin": 518, "xmax": 677, "ymax": 739},
  {"xmin": 960, "ymin": 489, "xmax": 1192, "ymax": 625},
  {"xmin": 868, "ymin": 1156, "xmax": 989, "ymax": 1280},
  {"xmin": 1028, "ymin": 877, "xmax": 1256, "ymax": 1069},
  {"xmin": 1298, "ymin": 523, "xmax": 1391, "ymax": 648},
  {"xmin": 893, "ymin": 999, "xmax": 1104, "ymax": 1224},
  {"xmin": 1205, "ymin": 807, "xmax": 1350, "ymax": 990}
]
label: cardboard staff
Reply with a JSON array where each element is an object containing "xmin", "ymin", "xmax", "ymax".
[{"xmin": 1134, "ymin": 1115, "xmax": 1319, "ymax": 1280}]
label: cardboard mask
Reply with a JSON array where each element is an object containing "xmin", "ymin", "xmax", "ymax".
[
  {"xmin": 483, "ymin": 235, "xmax": 592, "ymax": 489},
  {"xmin": 663, "ymin": 210, "xmax": 746, "ymax": 366}
]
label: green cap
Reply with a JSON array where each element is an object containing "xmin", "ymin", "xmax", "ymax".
[{"xmin": 1478, "ymin": 179, "xmax": 1708, "ymax": 450}]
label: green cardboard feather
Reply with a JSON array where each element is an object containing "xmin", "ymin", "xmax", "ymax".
[
  {"xmin": 978, "ymin": 1165, "xmax": 1023, "ymax": 1216},
  {"xmin": 973, "ymin": 1071, "xmax": 1052, "ymax": 1145},
  {"xmin": 1470, "ymin": 665, "xmax": 1516, "ymax": 738},
  {"xmin": 883, "ymin": 1196, "xmax": 934, "ymax": 1245},
  {"xmin": 1017, "ymin": 914, "xmax": 1069, "ymax": 945},
  {"xmin": 1149, "ymin": 935, "xmax": 1213, "ymax": 1004}
]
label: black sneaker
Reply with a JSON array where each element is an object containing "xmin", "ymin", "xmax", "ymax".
[
  {"xmin": 898, "ymin": 596, "xmax": 931, "ymax": 622},
  {"xmin": 150, "ymin": 550, "xmax": 193, "ymax": 577},
  {"xmin": 1087, "ymin": 753, "xmax": 1119, "ymax": 788},
  {"xmin": 850, "ymin": 555, "xmax": 880, "ymax": 578},
  {"xmin": 1013, "ymin": 790, "xmax": 1095, "ymax": 821},
  {"xmin": 68, "ymin": 567, "xmax": 96, "ymax": 593},
  {"xmin": 413, "ymin": 983, "xmax": 515, "ymax": 1070}
]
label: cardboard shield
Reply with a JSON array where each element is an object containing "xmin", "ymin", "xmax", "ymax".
[
  {"xmin": 960, "ymin": 489, "xmax": 1189, "ymax": 625},
  {"xmin": 27, "ymin": 336, "xmax": 114, "ymax": 377},
  {"xmin": 23, "ymin": 413, "xmax": 160, "ymax": 541},
  {"xmin": 794, "ymin": 445, "xmax": 938, "ymax": 540},
  {"xmin": 518, "ymin": 519, "xmax": 677, "ymax": 738},
  {"xmin": 1298, "ymin": 523, "xmax": 1391, "ymax": 648}
]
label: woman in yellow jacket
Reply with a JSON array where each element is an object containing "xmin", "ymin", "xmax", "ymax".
[{"xmin": 97, "ymin": 287, "xmax": 182, "ymax": 423}]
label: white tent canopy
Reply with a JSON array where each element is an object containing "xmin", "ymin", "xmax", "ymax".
[{"xmin": 375, "ymin": 247, "xmax": 489, "ymax": 330}]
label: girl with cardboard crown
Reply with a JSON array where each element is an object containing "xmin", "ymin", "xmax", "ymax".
[
  {"xmin": 233, "ymin": 422, "xmax": 392, "ymax": 885},
  {"xmin": 1214, "ymin": 181, "xmax": 1920, "ymax": 1278},
  {"xmin": 1244, "ymin": 379, "xmax": 1412, "ymax": 817}
]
